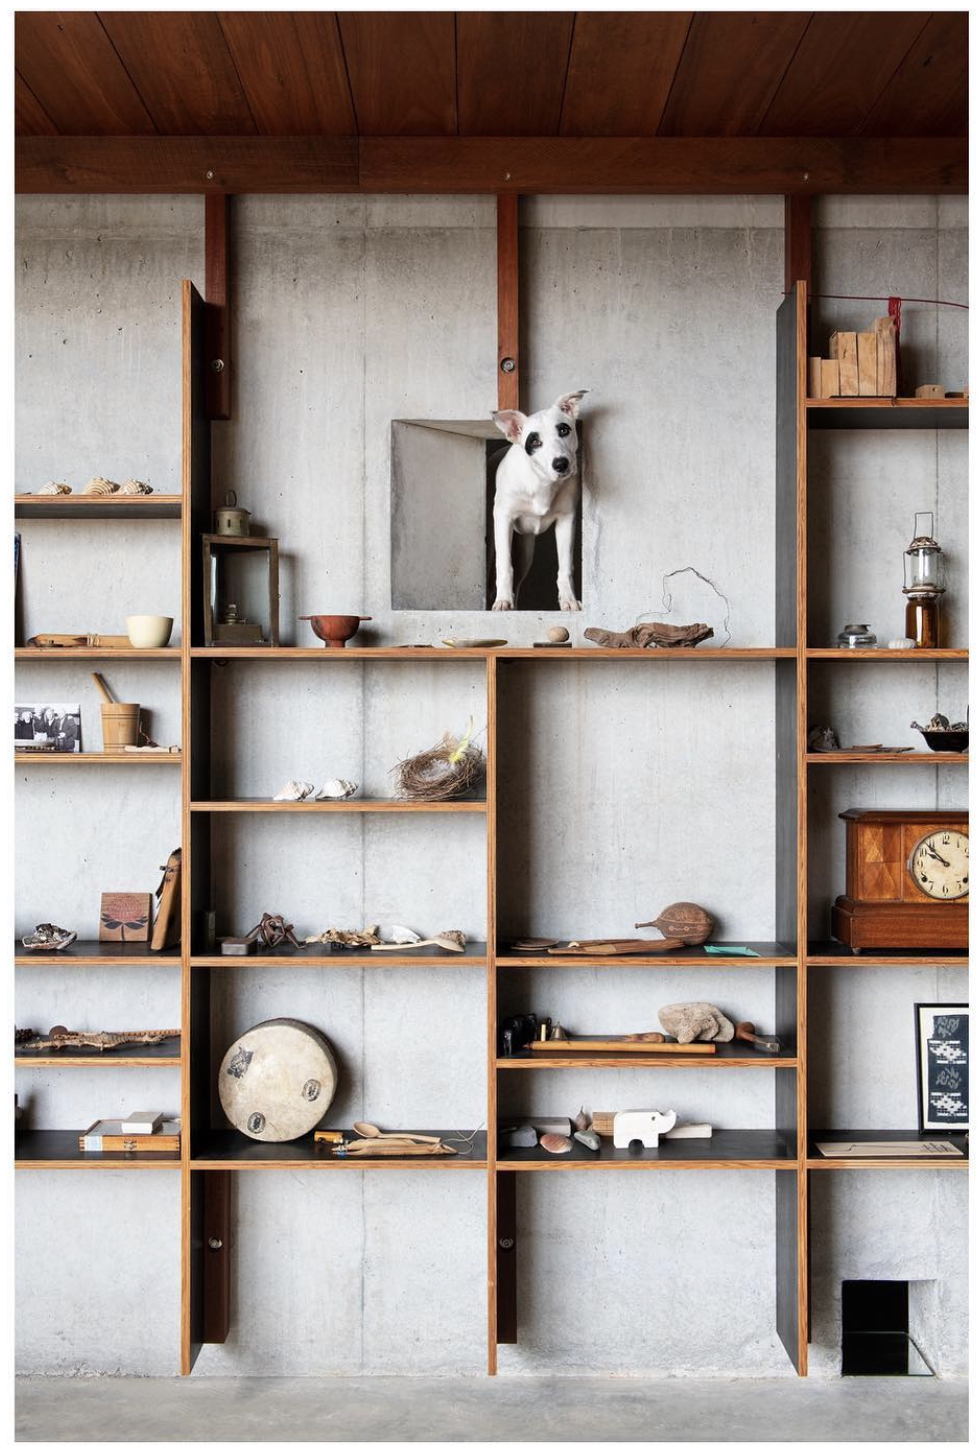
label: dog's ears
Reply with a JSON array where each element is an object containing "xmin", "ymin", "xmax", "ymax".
[
  {"xmin": 554, "ymin": 390, "xmax": 588, "ymax": 419},
  {"xmin": 491, "ymin": 409, "xmax": 527, "ymax": 443}
]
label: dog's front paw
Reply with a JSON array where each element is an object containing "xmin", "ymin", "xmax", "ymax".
[
  {"xmin": 492, "ymin": 597, "xmax": 514, "ymax": 611},
  {"xmin": 559, "ymin": 597, "xmax": 582, "ymax": 612}
]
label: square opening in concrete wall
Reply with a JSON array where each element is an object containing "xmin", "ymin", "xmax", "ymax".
[
  {"xmin": 390, "ymin": 420, "xmax": 583, "ymax": 611},
  {"xmin": 841, "ymin": 1280, "xmax": 932, "ymax": 1376}
]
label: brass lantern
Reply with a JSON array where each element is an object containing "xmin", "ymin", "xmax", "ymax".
[
  {"xmin": 902, "ymin": 512, "xmax": 946, "ymax": 649},
  {"xmin": 202, "ymin": 535, "xmax": 280, "ymax": 647}
]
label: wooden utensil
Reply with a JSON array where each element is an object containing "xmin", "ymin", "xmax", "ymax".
[
  {"xmin": 527, "ymin": 1036, "xmax": 716, "ymax": 1055},
  {"xmin": 548, "ymin": 938, "xmax": 686, "ymax": 956},
  {"xmin": 352, "ymin": 1122, "xmax": 442, "ymax": 1144},
  {"xmin": 91, "ymin": 672, "xmax": 115, "ymax": 704},
  {"xmin": 734, "ymin": 1021, "xmax": 782, "ymax": 1054},
  {"xmin": 371, "ymin": 935, "xmax": 465, "ymax": 953},
  {"xmin": 335, "ymin": 1141, "xmax": 456, "ymax": 1157}
]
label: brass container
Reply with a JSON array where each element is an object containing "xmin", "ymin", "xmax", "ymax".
[{"xmin": 214, "ymin": 490, "xmax": 251, "ymax": 537}]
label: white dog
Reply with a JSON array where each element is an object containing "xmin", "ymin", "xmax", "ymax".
[{"xmin": 490, "ymin": 390, "xmax": 587, "ymax": 611}]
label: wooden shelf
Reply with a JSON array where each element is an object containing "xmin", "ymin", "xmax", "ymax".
[
  {"xmin": 807, "ymin": 1130, "xmax": 969, "ymax": 1169},
  {"xmin": 806, "ymin": 752, "xmax": 967, "ymax": 764},
  {"xmin": 14, "ymin": 940, "xmax": 181, "ymax": 966},
  {"xmin": 14, "ymin": 494, "xmax": 183, "ymax": 519},
  {"xmin": 805, "ymin": 398, "xmax": 968, "ymax": 430},
  {"xmin": 806, "ymin": 941, "xmax": 968, "ymax": 967},
  {"xmin": 497, "ymin": 1044, "xmax": 797, "ymax": 1069},
  {"xmin": 191, "ymin": 942, "xmax": 488, "ymax": 967},
  {"xmin": 498, "ymin": 1129, "xmax": 795, "ymax": 1170},
  {"xmin": 15, "ymin": 1130, "xmax": 180, "ymax": 1168},
  {"xmin": 191, "ymin": 1129, "xmax": 487, "ymax": 1169},
  {"xmin": 15, "ymin": 647, "xmax": 181, "ymax": 660},
  {"xmin": 16, "ymin": 752, "xmax": 181, "ymax": 765},
  {"xmin": 16, "ymin": 1038, "xmax": 180, "ymax": 1066},
  {"xmin": 806, "ymin": 647, "xmax": 968, "ymax": 661},
  {"xmin": 190, "ymin": 645, "xmax": 796, "ymax": 661},
  {"xmin": 496, "ymin": 941, "xmax": 795, "ymax": 968},
  {"xmin": 190, "ymin": 797, "xmax": 485, "ymax": 812}
]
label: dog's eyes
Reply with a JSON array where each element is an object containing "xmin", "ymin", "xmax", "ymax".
[
  {"xmin": 524, "ymin": 432, "xmax": 542, "ymax": 454},
  {"xmin": 556, "ymin": 423, "xmax": 571, "ymax": 438}
]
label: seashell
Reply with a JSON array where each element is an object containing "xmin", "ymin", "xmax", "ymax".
[
  {"xmin": 889, "ymin": 637, "xmax": 916, "ymax": 650},
  {"xmin": 273, "ymin": 779, "xmax": 315, "ymax": 801},
  {"xmin": 540, "ymin": 1133, "xmax": 573, "ymax": 1154},
  {"xmin": 573, "ymin": 1106, "xmax": 590, "ymax": 1132},
  {"xmin": 21, "ymin": 923, "xmax": 77, "ymax": 951},
  {"xmin": 119, "ymin": 479, "xmax": 152, "ymax": 495},
  {"xmin": 81, "ymin": 477, "xmax": 120, "ymax": 496},
  {"xmin": 436, "ymin": 930, "xmax": 467, "ymax": 950},
  {"xmin": 313, "ymin": 778, "xmax": 359, "ymax": 801},
  {"xmin": 386, "ymin": 925, "xmax": 422, "ymax": 944},
  {"xmin": 573, "ymin": 1129, "xmax": 601, "ymax": 1152},
  {"xmin": 37, "ymin": 482, "xmax": 72, "ymax": 495},
  {"xmin": 638, "ymin": 901, "xmax": 714, "ymax": 946}
]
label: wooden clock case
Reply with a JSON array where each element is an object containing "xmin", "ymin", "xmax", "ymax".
[{"xmin": 832, "ymin": 809, "xmax": 968, "ymax": 951}]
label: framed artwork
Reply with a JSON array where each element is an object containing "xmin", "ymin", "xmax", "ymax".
[
  {"xmin": 915, "ymin": 1003, "xmax": 969, "ymax": 1133},
  {"xmin": 15, "ymin": 702, "xmax": 81, "ymax": 752},
  {"xmin": 100, "ymin": 892, "xmax": 153, "ymax": 943}
]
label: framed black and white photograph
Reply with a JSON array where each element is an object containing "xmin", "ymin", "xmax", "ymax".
[
  {"xmin": 915, "ymin": 1003, "xmax": 969, "ymax": 1134},
  {"xmin": 14, "ymin": 702, "xmax": 81, "ymax": 754}
]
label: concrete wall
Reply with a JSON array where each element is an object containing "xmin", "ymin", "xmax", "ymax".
[{"xmin": 15, "ymin": 193, "xmax": 967, "ymax": 1377}]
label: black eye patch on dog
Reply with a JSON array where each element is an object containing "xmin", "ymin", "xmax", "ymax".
[
  {"xmin": 556, "ymin": 422, "xmax": 571, "ymax": 437},
  {"xmin": 524, "ymin": 432, "xmax": 542, "ymax": 454}
]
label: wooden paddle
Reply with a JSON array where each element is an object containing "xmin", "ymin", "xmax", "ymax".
[
  {"xmin": 527, "ymin": 1036, "xmax": 716, "ymax": 1055},
  {"xmin": 548, "ymin": 938, "xmax": 686, "ymax": 956}
]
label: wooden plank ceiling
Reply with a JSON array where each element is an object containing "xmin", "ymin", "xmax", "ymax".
[{"xmin": 15, "ymin": 10, "xmax": 968, "ymax": 139}]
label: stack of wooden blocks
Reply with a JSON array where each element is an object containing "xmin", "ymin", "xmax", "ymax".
[{"xmin": 809, "ymin": 317, "xmax": 897, "ymax": 398}]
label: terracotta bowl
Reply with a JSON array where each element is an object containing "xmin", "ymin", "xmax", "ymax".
[{"xmin": 299, "ymin": 614, "xmax": 372, "ymax": 648}]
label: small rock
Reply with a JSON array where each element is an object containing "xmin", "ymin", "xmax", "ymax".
[
  {"xmin": 501, "ymin": 1124, "xmax": 538, "ymax": 1149},
  {"xmin": 574, "ymin": 1130, "xmax": 601, "ymax": 1152}
]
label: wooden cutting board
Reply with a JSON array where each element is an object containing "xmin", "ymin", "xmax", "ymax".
[
  {"xmin": 527, "ymin": 1037, "xmax": 716, "ymax": 1055},
  {"xmin": 548, "ymin": 938, "xmax": 686, "ymax": 956}
]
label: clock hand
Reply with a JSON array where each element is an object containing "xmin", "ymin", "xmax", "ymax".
[{"xmin": 925, "ymin": 845, "xmax": 951, "ymax": 868}]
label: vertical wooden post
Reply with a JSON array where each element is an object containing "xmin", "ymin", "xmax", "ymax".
[
  {"xmin": 205, "ymin": 194, "xmax": 231, "ymax": 420},
  {"xmin": 784, "ymin": 195, "xmax": 812, "ymax": 295},
  {"xmin": 496, "ymin": 194, "xmax": 520, "ymax": 411},
  {"xmin": 202, "ymin": 1172, "xmax": 232, "ymax": 1343}
]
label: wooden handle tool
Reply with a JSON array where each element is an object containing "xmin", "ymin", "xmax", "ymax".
[
  {"xmin": 334, "ymin": 1141, "xmax": 456, "ymax": 1157},
  {"xmin": 735, "ymin": 1021, "xmax": 782, "ymax": 1054},
  {"xmin": 91, "ymin": 673, "xmax": 115, "ymax": 704}
]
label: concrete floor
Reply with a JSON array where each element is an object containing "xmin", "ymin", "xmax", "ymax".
[{"xmin": 15, "ymin": 1375, "xmax": 968, "ymax": 1443}]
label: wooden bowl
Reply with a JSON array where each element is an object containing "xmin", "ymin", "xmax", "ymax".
[{"xmin": 299, "ymin": 614, "xmax": 372, "ymax": 648}]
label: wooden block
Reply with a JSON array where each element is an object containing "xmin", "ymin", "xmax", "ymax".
[
  {"xmin": 820, "ymin": 359, "xmax": 840, "ymax": 397},
  {"xmin": 832, "ymin": 332, "xmax": 858, "ymax": 395},
  {"xmin": 915, "ymin": 383, "xmax": 945, "ymax": 399},
  {"xmin": 100, "ymin": 891, "xmax": 152, "ymax": 941},
  {"xmin": 808, "ymin": 357, "xmax": 823, "ymax": 397},
  {"xmin": 874, "ymin": 317, "xmax": 897, "ymax": 396},
  {"xmin": 857, "ymin": 331, "xmax": 878, "ymax": 394}
]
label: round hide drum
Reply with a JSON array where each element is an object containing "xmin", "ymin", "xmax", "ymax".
[{"xmin": 218, "ymin": 1018, "xmax": 338, "ymax": 1142}]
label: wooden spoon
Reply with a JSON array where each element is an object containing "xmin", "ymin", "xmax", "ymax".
[
  {"xmin": 352, "ymin": 1122, "xmax": 442, "ymax": 1144},
  {"xmin": 371, "ymin": 935, "xmax": 465, "ymax": 953}
]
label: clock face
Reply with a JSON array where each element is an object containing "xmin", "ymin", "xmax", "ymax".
[{"xmin": 908, "ymin": 829, "xmax": 969, "ymax": 901}]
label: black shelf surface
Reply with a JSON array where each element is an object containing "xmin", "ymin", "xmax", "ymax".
[
  {"xmin": 808, "ymin": 1130, "xmax": 969, "ymax": 1166},
  {"xmin": 192, "ymin": 941, "xmax": 488, "ymax": 966},
  {"xmin": 14, "ymin": 495, "xmax": 183, "ymax": 519},
  {"xmin": 15, "ymin": 1037, "xmax": 180, "ymax": 1063},
  {"xmin": 192, "ymin": 1129, "xmax": 488, "ymax": 1167},
  {"xmin": 807, "ymin": 941, "xmax": 969, "ymax": 965},
  {"xmin": 497, "ymin": 940, "xmax": 794, "ymax": 967},
  {"xmin": 15, "ymin": 1130, "xmax": 180, "ymax": 1167},
  {"xmin": 498, "ymin": 1129, "xmax": 795, "ymax": 1168},
  {"xmin": 14, "ymin": 940, "xmax": 181, "ymax": 965},
  {"xmin": 806, "ymin": 401, "xmax": 968, "ymax": 430}
]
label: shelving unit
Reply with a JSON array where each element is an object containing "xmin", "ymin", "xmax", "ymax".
[{"xmin": 15, "ymin": 272, "xmax": 968, "ymax": 1383}]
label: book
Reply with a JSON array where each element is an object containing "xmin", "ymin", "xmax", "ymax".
[
  {"xmin": 79, "ymin": 1119, "xmax": 180, "ymax": 1151},
  {"xmin": 121, "ymin": 1110, "xmax": 166, "ymax": 1133},
  {"xmin": 815, "ymin": 1140, "xmax": 963, "ymax": 1158}
]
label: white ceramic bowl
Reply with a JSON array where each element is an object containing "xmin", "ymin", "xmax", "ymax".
[{"xmin": 126, "ymin": 614, "xmax": 174, "ymax": 649}]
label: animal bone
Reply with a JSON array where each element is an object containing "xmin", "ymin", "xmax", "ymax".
[
  {"xmin": 306, "ymin": 926, "xmax": 381, "ymax": 947},
  {"xmin": 584, "ymin": 621, "xmax": 714, "ymax": 650},
  {"xmin": 658, "ymin": 1001, "xmax": 735, "ymax": 1044},
  {"xmin": 18, "ymin": 1026, "xmax": 179, "ymax": 1052}
]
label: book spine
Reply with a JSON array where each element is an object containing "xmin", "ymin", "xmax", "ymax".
[{"xmin": 78, "ymin": 1134, "xmax": 180, "ymax": 1151}]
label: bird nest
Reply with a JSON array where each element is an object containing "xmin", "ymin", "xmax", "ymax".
[{"xmin": 394, "ymin": 729, "xmax": 485, "ymax": 802}]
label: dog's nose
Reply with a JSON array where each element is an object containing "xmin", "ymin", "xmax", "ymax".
[{"xmin": 552, "ymin": 457, "xmax": 569, "ymax": 474}]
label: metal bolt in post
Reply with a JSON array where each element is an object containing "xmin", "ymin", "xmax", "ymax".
[
  {"xmin": 500, "ymin": 357, "xmax": 516, "ymax": 373},
  {"xmin": 208, "ymin": 1237, "xmax": 223, "ymax": 1251},
  {"xmin": 499, "ymin": 1237, "xmax": 515, "ymax": 1250},
  {"xmin": 205, "ymin": 169, "xmax": 215, "ymax": 182},
  {"xmin": 210, "ymin": 359, "xmax": 225, "ymax": 373}
]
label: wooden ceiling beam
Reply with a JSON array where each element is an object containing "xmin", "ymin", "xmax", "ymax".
[{"xmin": 15, "ymin": 134, "xmax": 967, "ymax": 195}]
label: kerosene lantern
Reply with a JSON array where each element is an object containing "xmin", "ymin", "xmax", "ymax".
[{"xmin": 903, "ymin": 511, "xmax": 946, "ymax": 649}]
